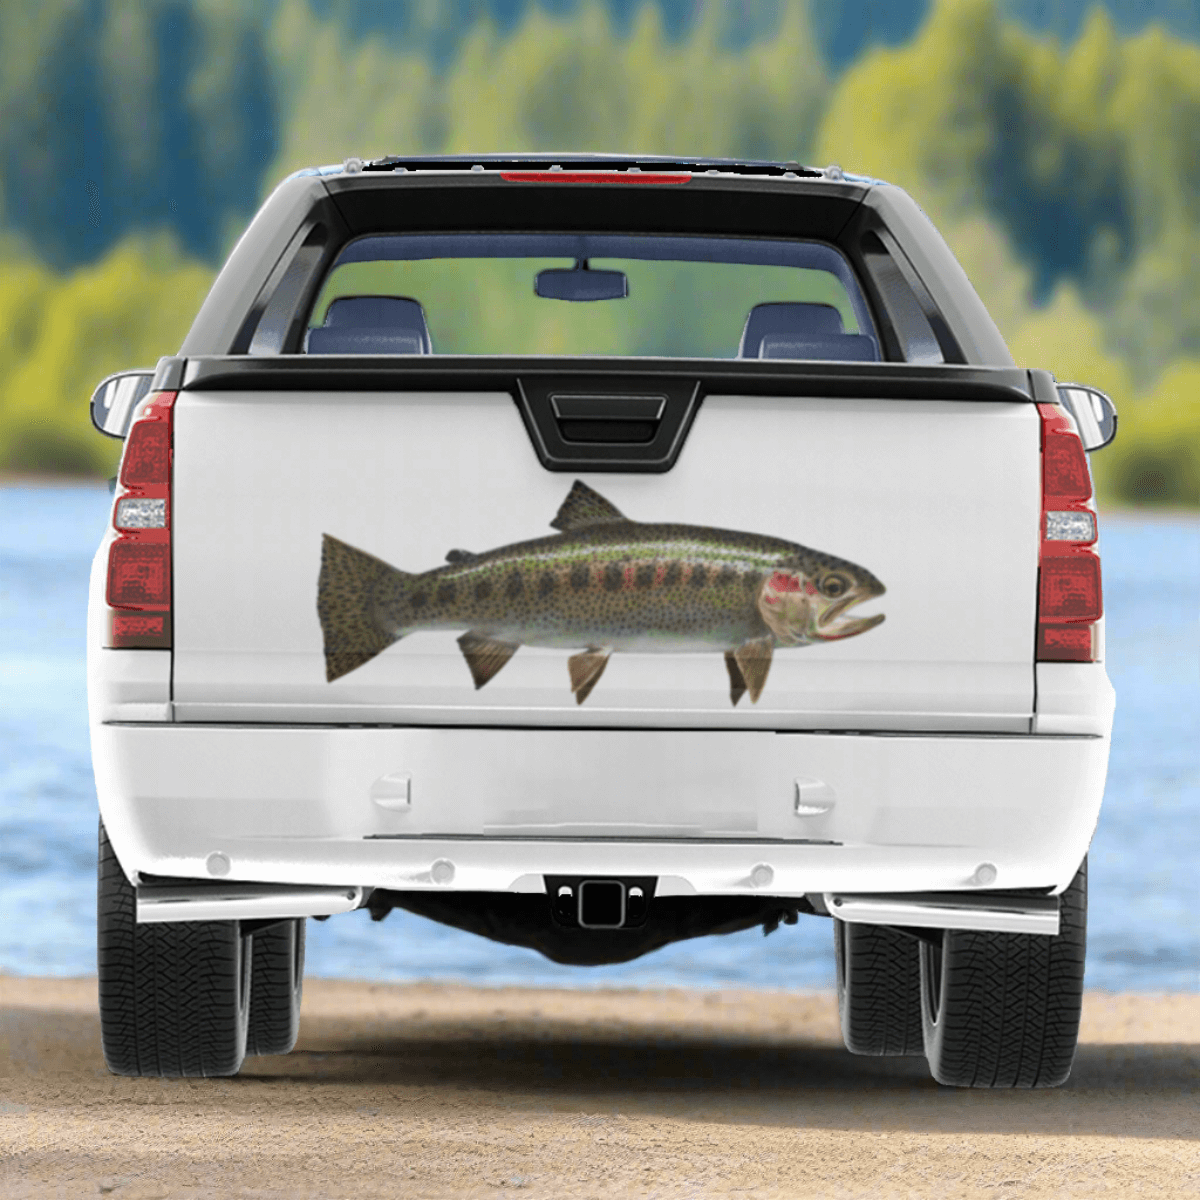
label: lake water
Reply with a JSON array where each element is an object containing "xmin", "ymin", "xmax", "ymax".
[{"xmin": 1, "ymin": 484, "xmax": 1196, "ymax": 991}]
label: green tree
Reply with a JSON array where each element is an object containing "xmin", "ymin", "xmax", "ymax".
[{"xmin": 0, "ymin": 234, "xmax": 214, "ymax": 474}]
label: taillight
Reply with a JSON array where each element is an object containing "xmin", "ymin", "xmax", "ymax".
[
  {"xmin": 1037, "ymin": 402, "xmax": 1101, "ymax": 662},
  {"xmin": 106, "ymin": 391, "xmax": 176, "ymax": 648}
]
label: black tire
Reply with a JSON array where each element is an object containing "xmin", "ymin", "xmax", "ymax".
[
  {"xmin": 835, "ymin": 918, "xmax": 924, "ymax": 1056},
  {"xmin": 97, "ymin": 821, "xmax": 250, "ymax": 1077},
  {"xmin": 246, "ymin": 918, "xmax": 306, "ymax": 1055},
  {"xmin": 919, "ymin": 859, "xmax": 1087, "ymax": 1088}
]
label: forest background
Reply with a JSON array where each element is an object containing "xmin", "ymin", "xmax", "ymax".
[{"xmin": 1, "ymin": 0, "xmax": 1197, "ymax": 506}]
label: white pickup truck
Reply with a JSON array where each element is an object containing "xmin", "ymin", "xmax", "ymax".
[{"xmin": 88, "ymin": 154, "xmax": 1116, "ymax": 1087}]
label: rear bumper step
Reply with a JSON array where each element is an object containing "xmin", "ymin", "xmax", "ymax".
[
  {"xmin": 136, "ymin": 881, "xmax": 365, "ymax": 924},
  {"xmin": 825, "ymin": 891, "xmax": 1060, "ymax": 936}
]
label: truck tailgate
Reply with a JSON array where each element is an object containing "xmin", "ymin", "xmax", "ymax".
[{"xmin": 171, "ymin": 387, "xmax": 1039, "ymax": 731}]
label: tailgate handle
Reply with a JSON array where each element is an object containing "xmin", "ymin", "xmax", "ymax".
[
  {"xmin": 517, "ymin": 377, "xmax": 701, "ymax": 472},
  {"xmin": 550, "ymin": 393, "xmax": 666, "ymax": 444}
]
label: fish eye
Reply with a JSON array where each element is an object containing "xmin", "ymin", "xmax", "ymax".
[{"xmin": 820, "ymin": 574, "xmax": 849, "ymax": 598}]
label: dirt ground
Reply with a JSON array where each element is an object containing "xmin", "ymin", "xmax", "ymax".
[{"xmin": 1, "ymin": 976, "xmax": 1197, "ymax": 1199}]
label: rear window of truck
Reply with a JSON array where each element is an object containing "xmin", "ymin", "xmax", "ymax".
[{"xmin": 304, "ymin": 234, "xmax": 879, "ymax": 361}]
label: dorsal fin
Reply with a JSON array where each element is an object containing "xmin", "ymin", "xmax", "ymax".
[
  {"xmin": 445, "ymin": 548, "xmax": 478, "ymax": 565},
  {"xmin": 550, "ymin": 480, "xmax": 627, "ymax": 532}
]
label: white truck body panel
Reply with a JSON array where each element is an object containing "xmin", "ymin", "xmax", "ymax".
[
  {"xmin": 170, "ymin": 391, "xmax": 1040, "ymax": 730},
  {"xmin": 91, "ymin": 721, "xmax": 1108, "ymax": 896}
]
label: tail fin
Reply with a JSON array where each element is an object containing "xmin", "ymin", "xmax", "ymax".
[{"xmin": 318, "ymin": 535, "xmax": 411, "ymax": 682}]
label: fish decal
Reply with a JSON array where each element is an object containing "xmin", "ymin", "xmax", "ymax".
[{"xmin": 317, "ymin": 480, "xmax": 885, "ymax": 705}]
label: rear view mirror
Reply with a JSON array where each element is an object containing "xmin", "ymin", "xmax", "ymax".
[
  {"xmin": 535, "ymin": 260, "xmax": 628, "ymax": 302},
  {"xmin": 91, "ymin": 370, "xmax": 155, "ymax": 439},
  {"xmin": 1057, "ymin": 384, "xmax": 1117, "ymax": 451}
]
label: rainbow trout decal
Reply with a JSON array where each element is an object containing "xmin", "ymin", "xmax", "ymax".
[{"xmin": 318, "ymin": 481, "xmax": 885, "ymax": 705}]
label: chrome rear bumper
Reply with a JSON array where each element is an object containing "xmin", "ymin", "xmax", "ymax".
[
  {"xmin": 826, "ymin": 891, "xmax": 1060, "ymax": 936},
  {"xmin": 136, "ymin": 881, "xmax": 364, "ymax": 924}
]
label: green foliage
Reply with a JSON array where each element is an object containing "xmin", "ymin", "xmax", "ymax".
[
  {"xmin": 0, "ymin": 234, "xmax": 214, "ymax": 475},
  {"xmin": 0, "ymin": 0, "xmax": 277, "ymax": 269},
  {"xmin": 265, "ymin": 0, "xmax": 827, "ymax": 184},
  {"xmin": 1, "ymin": 0, "xmax": 1196, "ymax": 508},
  {"xmin": 815, "ymin": 0, "xmax": 1200, "ymax": 505},
  {"xmin": 1093, "ymin": 360, "xmax": 1200, "ymax": 507}
]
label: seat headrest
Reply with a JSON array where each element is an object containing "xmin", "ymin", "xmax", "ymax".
[
  {"xmin": 305, "ymin": 295, "xmax": 433, "ymax": 355},
  {"xmin": 738, "ymin": 302, "xmax": 845, "ymax": 358}
]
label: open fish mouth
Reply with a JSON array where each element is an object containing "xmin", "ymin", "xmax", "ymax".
[{"xmin": 813, "ymin": 594, "xmax": 886, "ymax": 641}]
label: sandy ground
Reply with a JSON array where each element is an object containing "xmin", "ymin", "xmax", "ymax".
[{"xmin": 0, "ymin": 977, "xmax": 1197, "ymax": 1200}]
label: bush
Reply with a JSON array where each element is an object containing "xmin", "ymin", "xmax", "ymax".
[
  {"xmin": 1093, "ymin": 360, "xmax": 1200, "ymax": 507},
  {"xmin": 0, "ymin": 233, "xmax": 214, "ymax": 475}
]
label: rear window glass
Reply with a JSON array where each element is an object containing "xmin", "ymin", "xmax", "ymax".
[{"xmin": 306, "ymin": 234, "xmax": 878, "ymax": 360}]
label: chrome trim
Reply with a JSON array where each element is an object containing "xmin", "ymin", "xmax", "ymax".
[
  {"xmin": 825, "ymin": 892, "xmax": 1060, "ymax": 936},
  {"xmin": 136, "ymin": 883, "xmax": 364, "ymax": 924}
]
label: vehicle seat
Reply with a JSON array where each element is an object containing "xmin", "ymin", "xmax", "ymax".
[
  {"xmin": 738, "ymin": 302, "xmax": 879, "ymax": 362},
  {"xmin": 304, "ymin": 295, "xmax": 433, "ymax": 354}
]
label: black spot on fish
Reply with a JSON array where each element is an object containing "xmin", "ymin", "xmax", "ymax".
[
  {"xmin": 689, "ymin": 564, "xmax": 707, "ymax": 588},
  {"xmin": 570, "ymin": 563, "xmax": 590, "ymax": 591},
  {"xmin": 474, "ymin": 578, "xmax": 492, "ymax": 601},
  {"xmin": 506, "ymin": 569, "xmax": 523, "ymax": 599},
  {"xmin": 718, "ymin": 565, "xmax": 738, "ymax": 587},
  {"xmin": 743, "ymin": 570, "xmax": 763, "ymax": 592},
  {"xmin": 663, "ymin": 561, "xmax": 682, "ymax": 587},
  {"xmin": 437, "ymin": 581, "xmax": 457, "ymax": 605},
  {"xmin": 636, "ymin": 563, "xmax": 655, "ymax": 589},
  {"xmin": 410, "ymin": 590, "xmax": 428, "ymax": 611},
  {"xmin": 538, "ymin": 571, "xmax": 556, "ymax": 597},
  {"xmin": 604, "ymin": 563, "xmax": 624, "ymax": 592}
]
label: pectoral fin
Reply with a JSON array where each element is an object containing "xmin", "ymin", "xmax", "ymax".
[
  {"xmin": 733, "ymin": 635, "xmax": 774, "ymax": 704},
  {"xmin": 724, "ymin": 650, "xmax": 747, "ymax": 707},
  {"xmin": 457, "ymin": 631, "xmax": 520, "ymax": 689},
  {"xmin": 568, "ymin": 647, "xmax": 611, "ymax": 705}
]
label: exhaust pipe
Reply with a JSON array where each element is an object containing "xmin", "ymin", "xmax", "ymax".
[
  {"xmin": 137, "ymin": 882, "xmax": 365, "ymax": 924},
  {"xmin": 824, "ymin": 891, "xmax": 1060, "ymax": 936}
]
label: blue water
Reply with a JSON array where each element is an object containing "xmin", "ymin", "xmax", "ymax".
[{"xmin": 1, "ymin": 484, "xmax": 1197, "ymax": 990}]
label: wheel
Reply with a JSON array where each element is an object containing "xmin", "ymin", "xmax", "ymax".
[
  {"xmin": 919, "ymin": 859, "xmax": 1087, "ymax": 1088},
  {"xmin": 246, "ymin": 918, "xmax": 306, "ymax": 1055},
  {"xmin": 835, "ymin": 918, "xmax": 924, "ymax": 1055},
  {"xmin": 97, "ymin": 821, "xmax": 251, "ymax": 1077}
]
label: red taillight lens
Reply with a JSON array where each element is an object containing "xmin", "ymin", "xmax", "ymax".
[
  {"xmin": 500, "ymin": 171, "xmax": 691, "ymax": 184},
  {"xmin": 1043, "ymin": 434, "xmax": 1091, "ymax": 500},
  {"xmin": 105, "ymin": 390, "xmax": 176, "ymax": 649},
  {"xmin": 120, "ymin": 420, "xmax": 171, "ymax": 487},
  {"xmin": 108, "ymin": 611, "xmax": 173, "ymax": 649},
  {"xmin": 1039, "ymin": 555, "xmax": 1102, "ymax": 621},
  {"xmin": 1037, "ymin": 401, "xmax": 1101, "ymax": 662},
  {"xmin": 1037, "ymin": 624, "xmax": 1095, "ymax": 661},
  {"xmin": 107, "ymin": 541, "xmax": 171, "ymax": 607}
]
